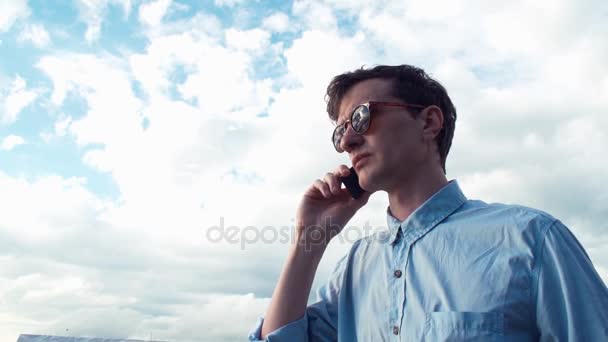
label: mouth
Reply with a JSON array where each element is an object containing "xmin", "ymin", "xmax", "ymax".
[{"xmin": 353, "ymin": 154, "xmax": 371, "ymax": 170}]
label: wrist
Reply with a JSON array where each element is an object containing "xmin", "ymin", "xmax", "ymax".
[{"xmin": 292, "ymin": 229, "xmax": 328, "ymax": 261}]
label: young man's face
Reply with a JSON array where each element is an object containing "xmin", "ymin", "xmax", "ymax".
[{"xmin": 336, "ymin": 78, "xmax": 431, "ymax": 192}]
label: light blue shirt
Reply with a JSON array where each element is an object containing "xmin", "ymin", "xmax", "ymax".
[{"xmin": 248, "ymin": 180, "xmax": 608, "ymax": 341}]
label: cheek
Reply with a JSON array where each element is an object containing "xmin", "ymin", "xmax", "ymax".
[
  {"xmin": 387, "ymin": 129, "xmax": 423, "ymax": 162},
  {"xmin": 377, "ymin": 124, "xmax": 409, "ymax": 151},
  {"xmin": 367, "ymin": 119, "xmax": 420, "ymax": 158}
]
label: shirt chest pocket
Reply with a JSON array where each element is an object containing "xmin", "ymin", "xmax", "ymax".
[{"xmin": 422, "ymin": 311, "xmax": 504, "ymax": 341}]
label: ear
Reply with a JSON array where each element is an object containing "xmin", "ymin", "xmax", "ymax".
[{"xmin": 420, "ymin": 105, "xmax": 444, "ymax": 141}]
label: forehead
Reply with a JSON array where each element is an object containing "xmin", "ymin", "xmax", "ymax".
[{"xmin": 337, "ymin": 78, "xmax": 394, "ymax": 123}]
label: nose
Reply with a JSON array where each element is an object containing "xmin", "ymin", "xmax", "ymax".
[{"xmin": 339, "ymin": 122, "xmax": 363, "ymax": 153}]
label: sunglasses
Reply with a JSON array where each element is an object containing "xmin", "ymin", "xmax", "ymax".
[{"xmin": 332, "ymin": 101, "xmax": 427, "ymax": 153}]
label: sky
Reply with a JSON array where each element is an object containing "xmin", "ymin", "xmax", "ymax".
[{"xmin": 1, "ymin": 0, "xmax": 607, "ymax": 341}]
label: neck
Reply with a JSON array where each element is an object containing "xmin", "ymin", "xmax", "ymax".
[{"xmin": 386, "ymin": 165, "xmax": 448, "ymax": 222}]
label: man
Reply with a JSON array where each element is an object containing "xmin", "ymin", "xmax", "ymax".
[{"xmin": 248, "ymin": 65, "xmax": 608, "ymax": 341}]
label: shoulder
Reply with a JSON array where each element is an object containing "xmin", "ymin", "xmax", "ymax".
[
  {"xmin": 438, "ymin": 199, "xmax": 565, "ymax": 254},
  {"xmin": 455, "ymin": 199, "xmax": 559, "ymax": 231}
]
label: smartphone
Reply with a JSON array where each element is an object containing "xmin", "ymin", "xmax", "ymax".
[{"xmin": 340, "ymin": 166, "xmax": 365, "ymax": 199}]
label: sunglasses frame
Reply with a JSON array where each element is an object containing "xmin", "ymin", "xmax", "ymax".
[{"xmin": 332, "ymin": 101, "xmax": 427, "ymax": 152}]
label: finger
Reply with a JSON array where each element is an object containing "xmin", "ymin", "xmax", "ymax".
[
  {"xmin": 323, "ymin": 172, "xmax": 341, "ymax": 195},
  {"xmin": 335, "ymin": 164, "xmax": 350, "ymax": 177},
  {"xmin": 313, "ymin": 179, "xmax": 331, "ymax": 198}
]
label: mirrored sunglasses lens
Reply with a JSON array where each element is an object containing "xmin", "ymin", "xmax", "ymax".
[
  {"xmin": 352, "ymin": 105, "xmax": 370, "ymax": 132},
  {"xmin": 333, "ymin": 125, "xmax": 345, "ymax": 151}
]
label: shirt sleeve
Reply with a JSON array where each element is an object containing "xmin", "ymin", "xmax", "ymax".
[
  {"xmin": 247, "ymin": 254, "xmax": 348, "ymax": 342},
  {"xmin": 534, "ymin": 219, "xmax": 608, "ymax": 341}
]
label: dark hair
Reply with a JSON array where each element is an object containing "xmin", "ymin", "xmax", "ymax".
[{"xmin": 325, "ymin": 64, "xmax": 457, "ymax": 174}]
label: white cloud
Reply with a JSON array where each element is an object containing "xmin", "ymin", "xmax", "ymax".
[
  {"xmin": 75, "ymin": 0, "xmax": 133, "ymax": 42},
  {"xmin": 137, "ymin": 293, "xmax": 272, "ymax": 341},
  {"xmin": 283, "ymin": 29, "xmax": 378, "ymax": 89},
  {"xmin": 214, "ymin": 0, "xmax": 247, "ymax": 7},
  {"xmin": 262, "ymin": 12, "xmax": 290, "ymax": 33},
  {"xmin": 17, "ymin": 23, "xmax": 51, "ymax": 47},
  {"xmin": 130, "ymin": 24, "xmax": 274, "ymax": 118},
  {"xmin": 37, "ymin": 53, "xmax": 143, "ymax": 146},
  {"xmin": 225, "ymin": 28, "xmax": 270, "ymax": 52},
  {"xmin": 83, "ymin": 148, "xmax": 113, "ymax": 173},
  {"xmin": 0, "ymin": 0, "xmax": 30, "ymax": 32},
  {"xmin": 3, "ymin": 0, "xmax": 608, "ymax": 340},
  {"xmin": 151, "ymin": 11, "xmax": 223, "ymax": 40},
  {"xmin": 0, "ymin": 173, "xmax": 106, "ymax": 242},
  {"xmin": 36, "ymin": 23, "xmax": 279, "ymax": 248},
  {"xmin": 1, "ymin": 75, "xmax": 39, "ymax": 125},
  {"xmin": 76, "ymin": 1, "xmax": 107, "ymax": 43},
  {"xmin": 1, "ymin": 134, "xmax": 25, "ymax": 150},
  {"xmin": 138, "ymin": 0, "xmax": 172, "ymax": 27},
  {"xmin": 0, "ymin": 168, "xmax": 284, "ymax": 341},
  {"xmin": 40, "ymin": 114, "xmax": 74, "ymax": 143},
  {"xmin": 54, "ymin": 114, "xmax": 72, "ymax": 137}
]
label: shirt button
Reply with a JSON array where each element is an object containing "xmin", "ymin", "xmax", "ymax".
[
  {"xmin": 393, "ymin": 326, "xmax": 399, "ymax": 335},
  {"xmin": 394, "ymin": 269, "xmax": 402, "ymax": 278}
]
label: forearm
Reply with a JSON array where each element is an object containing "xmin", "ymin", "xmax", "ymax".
[{"xmin": 260, "ymin": 240, "xmax": 326, "ymax": 339}]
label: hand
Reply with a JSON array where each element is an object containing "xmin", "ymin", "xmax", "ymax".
[{"xmin": 295, "ymin": 165, "xmax": 373, "ymax": 252}]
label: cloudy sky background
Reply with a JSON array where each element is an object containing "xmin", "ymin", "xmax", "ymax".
[{"xmin": 1, "ymin": 0, "xmax": 607, "ymax": 340}]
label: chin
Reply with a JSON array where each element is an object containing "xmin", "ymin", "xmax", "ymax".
[
  {"xmin": 357, "ymin": 167, "xmax": 374, "ymax": 191},
  {"xmin": 359, "ymin": 164, "xmax": 387, "ymax": 192}
]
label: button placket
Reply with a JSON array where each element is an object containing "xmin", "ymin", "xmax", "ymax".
[
  {"xmin": 396, "ymin": 237, "xmax": 414, "ymax": 340},
  {"xmin": 390, "ymin": 229, "xmax": 407, "ymax": 340}
]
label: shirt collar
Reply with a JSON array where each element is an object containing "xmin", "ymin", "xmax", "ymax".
[{"xmin": 385, "ymin": 180, "xmax": 467, "ymax": 245}]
